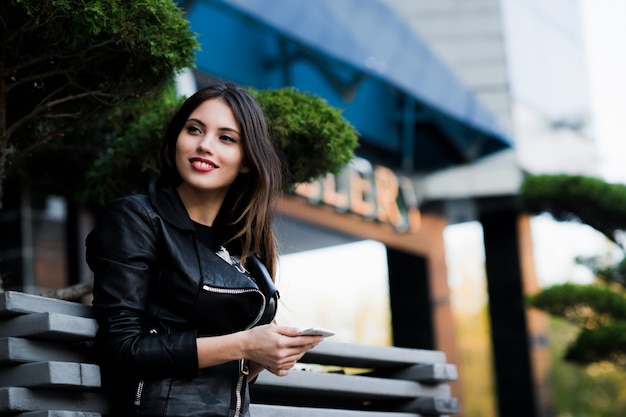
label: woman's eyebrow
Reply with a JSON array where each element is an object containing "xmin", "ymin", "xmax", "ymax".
[
  {"xmin": 186, "ymin": 117, "xmax": 206, "ymax": 127},
  {"xmin": 219, "ymin": 126, "xmax": 241, "ymax": 136}
]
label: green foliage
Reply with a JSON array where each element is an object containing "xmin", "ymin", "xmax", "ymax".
[
  {"xmin": 547, "ymin": 318, "xmax": 626, "ymax": 416},
  {"xmin": 566, "ymin": 322, "xmax": 626, "ymax": 366},
  {"xmin": 527, "ymin": 282, "xmax": 626, "ymax": 367},
  {"xmin": 12, "ymin": 83, "xmax": 182, "ymax": 205},
  {"xmin": 72, "ymin": 86, "xmax": 359, "ymax": 207},
  {"xmin": 1, "ymin": 0, "xmax": 199, "ymax": 205},
  {"xmin": 521, "ymin": 173, "xmax": 626, "ymax": 369},
  {"xmin": 251, "ymin": 87, "xmax": 359, "ymax": 188},
  {"xmin": 82, "ymin": 85, "xmax": 183, "ymax": 207},
  {"xmin": 1, "ymin": 1, "xmax": 357, "ymax": 205},
  {"xmin": 520, "ymin": 174, "xmax": 626, "ymax": 246},
  {"xmin": 528, "ymin": 283, "xmax": 626, "ymax": 328}
]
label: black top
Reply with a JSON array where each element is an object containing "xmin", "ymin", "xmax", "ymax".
[{"xmin": 192, "ymin": 221, "xmax": 221, "ymax": 252}]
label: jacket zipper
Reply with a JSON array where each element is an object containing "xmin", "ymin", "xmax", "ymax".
[
  {"xmin": 233, "ymin": 359, "xmax": 250, "ymax": 417},
  {"xmin": 134, "ymin": 328, "xmax": 158, "ymax": 407},
  {"xmin": 201, "ymin": 284, "xmax": 266, "ymax": 416},
  {"xmin": 134, "ymin": 380, "xmax": 145, "ymax": 406}
]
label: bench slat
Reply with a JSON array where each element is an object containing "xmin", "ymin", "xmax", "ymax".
[
  {"xmin": 16, "ymin": 411, "xmax": 101, "ymax": 417},
  {"xmin": 0, "ymin": 337, "xmax": 92, "ymax": 365},
  {"xmin": 0, "ymin": 313, "xmax": 97, "ymax": 342},
  {"xmin": 0, "ymin": 387, "xmax": 109, "ymax": 413},
  {"xmin": 0, "ymin": 292, "xmax": 93, "ymax": 319},
  {"xmin": 368, "ymin": 363, "xmax": 458, "ymax": 383},
  {"xmin": 250, "ymin": 403, "xmax": 424, "ymax": 417},
  {"xmin": 0, "ymin": 361, "xmax": 100, "ymax": 389},
  {"xmin": 254, "ymin": 370, "xmax": 450, "ymax": 401},
  {"xmin": 303, "ymin": 342, "xmax": 446, "ymax": 369},
  {"xmin": 403, "ymin": 397, "xmax": 459, "ymax": 415}
]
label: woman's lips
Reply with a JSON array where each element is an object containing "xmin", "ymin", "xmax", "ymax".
[{"xmin": 190, "ymin": 158, "xmax": 217, "ymax": 172}]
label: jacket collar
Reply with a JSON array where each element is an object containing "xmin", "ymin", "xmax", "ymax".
[{"xmin": 149, "ymin": 178, "xmax": 195, "ymax": 231}]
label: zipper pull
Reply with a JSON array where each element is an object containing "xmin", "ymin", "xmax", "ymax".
[{"xmin": 241, "ymin": 359, "xmax": 250, "ymax": 376}]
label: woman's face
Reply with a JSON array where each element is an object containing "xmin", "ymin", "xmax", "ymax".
[{"xmin": 175, "ymin": 98, "xmax": 249, "ymax": 197}]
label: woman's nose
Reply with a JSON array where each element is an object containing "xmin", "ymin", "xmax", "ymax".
[{"xmin": 197, "ymin": 134, "xmax": 215, "ymax": 153}]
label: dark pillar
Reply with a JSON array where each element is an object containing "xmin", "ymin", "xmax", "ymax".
[
  {"xmin": 481, "ymin": 209, "xmax": 537, "ymax": 417},
  {"xmin": 386, "ymin": 247, "xmax": 434, "ymax": 349}
]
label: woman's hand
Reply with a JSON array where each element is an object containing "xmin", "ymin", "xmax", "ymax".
[
  {"xmin": 243, "ymin": 324, "xmax": 323, "ymax": 376},
  {"xmin": 196, "ymin": 324, "xmax": 323, "ymax": 375}
]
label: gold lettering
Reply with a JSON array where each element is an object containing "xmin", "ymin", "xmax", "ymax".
[{"xmin": 293, "ymin": 158, "xmax": 422, "ymax": 233}]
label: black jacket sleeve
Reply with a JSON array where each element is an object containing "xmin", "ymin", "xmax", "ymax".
[{"xmin": 86, "ymin": 196, "xmax": 199, "ymax": 379}]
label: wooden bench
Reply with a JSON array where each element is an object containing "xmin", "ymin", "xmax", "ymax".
[{"xmin": 0, "ymin": 291, "xmax": 459, "ymax": 416}]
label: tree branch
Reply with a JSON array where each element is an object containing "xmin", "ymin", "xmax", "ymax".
[
  {"xmin": 6, "ymin": 45, "xmax": 119, "ymax": 93},
  {"xmin": 40, "ymin": 279, "xmax": 94, "ymax": 301},
  {"xmin": 6, "ymin": 37, "xmax": 117, "ymax": 80}
]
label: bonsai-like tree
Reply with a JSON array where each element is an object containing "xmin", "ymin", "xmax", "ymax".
[
  {"xmin": 83, "ymin": 86, "xmax": 359, "ymax": 207},
  {"xmin": 522, "ymin": 174, "xmax": 626, "ymax": 367},
  {"xmin": 43, "ymin": 86, "xmax": 359, "ymax": 300},
  {"xmin": 0, "ymin": 0, "xmax": 198, "ymax": 207}
]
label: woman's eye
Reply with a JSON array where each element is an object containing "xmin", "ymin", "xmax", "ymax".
[
  {"xmin": 187, "ymin": 126, "xmax": 202, "ymax": 134},
  {"xmin": 220, "ymin": 135, "xmax": 236, "ymax": 142}
]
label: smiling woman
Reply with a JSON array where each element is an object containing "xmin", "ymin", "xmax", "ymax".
[{"xmin": 85, "ymin": 83, "xmax": 324, "ymax": 417}]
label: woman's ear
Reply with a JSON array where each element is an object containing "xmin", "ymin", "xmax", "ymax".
[{"xmin": 240, "ymin": 162, "xmax": 251, "ymax": 174}]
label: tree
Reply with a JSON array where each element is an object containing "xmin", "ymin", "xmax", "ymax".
[
  {"xmin": 0, "ymin": 0, "xmax": 198, "ymax": 207},
  {"xmin": 251, "ymin": 87, "xmax": 359, "ymax": 188},
  {"xmin": 522, "ymin": 174, "xmax": 626, "ymax": 367},
  {"xmin": 81, "ymin": 86, "xmax": 359, "ymax": 208},
  {"xmin": 0, "ymin": 2, "xmax": 359, "ymax": 300}
]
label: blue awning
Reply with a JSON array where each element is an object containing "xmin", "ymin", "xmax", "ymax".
[
  {"xmin": 223, "ymin": 0, "xmax": 509, "ymax": 141},
  {"xmin": 181, "ymin": 0, "xmax": 513, "ymax": 172}
]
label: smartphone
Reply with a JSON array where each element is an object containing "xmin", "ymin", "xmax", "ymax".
[{"xmin": 298, "ymin": 327, "xmax": 335, "ymax": 338}]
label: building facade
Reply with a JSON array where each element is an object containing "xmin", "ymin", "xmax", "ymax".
[{"xmin": 379, "ymin": 1, "xmax": 596, "ymax": 416}]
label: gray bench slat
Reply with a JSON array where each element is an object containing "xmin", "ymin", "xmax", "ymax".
[
  {"xmin": 254, "ymin": 369, "xmax": 451, "ymax": 401},
  {"xmin": 17, "ymin": 411, "xmax": 101, "ymax": 417},
  {"xmin": 0, "ymin": 313, "xmax": 97, "ymax": 342},
  {"xmin": 369, "ymin": 363, "xmax": 458, "ymax": 383},
  {"xmin": 0, "ymin": 387, "xmax": 109, "ymax": 413},
  {"xmin": 0, "ymin": 337, "xmax": 92, "ymax": 365},
  {"xmin": 406, "ymin": 364, "xmax": 458, "ymax": 383},
  {"xmin": 402, "ymin": 397, "xmax": 459, "ymax": 415},
  {"xmin": 0, "ymin": 361, "xmax": 100, "ymax": 389},
  {"xmin": 0, "ymin": 292, "xmax": 93, "ymax": 319},
  {"xmin": 250, "ymin": 403, "xmax": 424, "ymax": 417},
  {"xmin": 303, "ymin": 342, "xmax": 446, "ymax": 369}
]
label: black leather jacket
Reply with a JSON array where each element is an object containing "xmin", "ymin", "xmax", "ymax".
[{"xmin": 86, "ymin": 180, "xmax": 278, "ymax": 417}]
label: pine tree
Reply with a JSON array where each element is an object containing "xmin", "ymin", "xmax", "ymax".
[{"xmin": 523, "ymin": 174, "xmax": 626, "ymax": 367}]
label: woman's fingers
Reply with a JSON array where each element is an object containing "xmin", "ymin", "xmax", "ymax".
[{"xmin": 244, "ymin": 324, "xmax": 324, "ymax": 372}]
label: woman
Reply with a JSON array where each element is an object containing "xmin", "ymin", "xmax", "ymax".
[{"xmin": 86, "ymin": 83, "xmax": 323, "ymax": 417}]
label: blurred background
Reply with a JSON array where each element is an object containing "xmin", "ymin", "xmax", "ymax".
[{"xmin": 3, "ymin": 1, "xmax": 626, "ymax": 416}]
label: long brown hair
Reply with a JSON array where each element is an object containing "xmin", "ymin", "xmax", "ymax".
[{"xmin": 159, "ymin": 83, "xmax": 284, "ymax": 279}]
